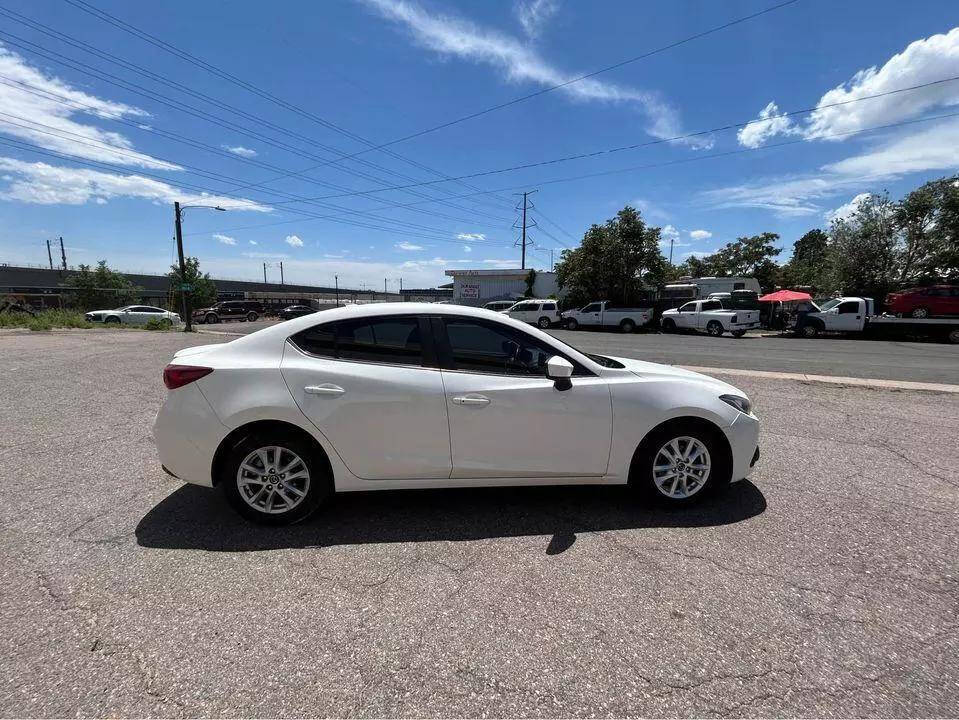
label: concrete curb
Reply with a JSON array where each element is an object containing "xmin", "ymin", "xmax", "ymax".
[{"xmin": 680, "ymin": 365, "xmax": 959, "ymax": 395}]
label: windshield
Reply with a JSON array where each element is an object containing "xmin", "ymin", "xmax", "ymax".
[{"xmin": 818, "ymin": 299, "xmax": 841, "ymax": 312}]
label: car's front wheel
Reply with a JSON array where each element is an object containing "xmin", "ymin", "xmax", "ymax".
[
  {"xmin": 104, "ymin": 316, "xmax": 120, "ymax": 324},
  {"xmin": 633, "ymin": 426, "xmax": 729, "ymax": 505},
  {"xmin": 731, "ymin": 329, "xmax": 746, "ymax": 338},
  {"xmin": 205, "ymin": 313, "xmax": 218, "ymax": 324},
  {"xmin": 911, "ymin": 307, "xmax": 931, "ymax": 319},
  {"xmin": 222, "ymin": 433, "xmax": 331, "ymax": 525},
  {"xmin": 661, "ymin": 318, "xmax": 676, "ymax": 333},
  {"xmin": 565, "ymin": 318, "xmax": 579, "ymax": 330}
]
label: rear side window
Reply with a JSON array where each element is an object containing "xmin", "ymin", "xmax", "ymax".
[
  {"xmin": 291, "ymin": 316, "xmax": 423, "ymax": 366},
  {"xmin": 700, "ymin": 301, "xmax": 722, "ymax": 311},
  {"xmin": 542, "ymin": 302, "xmax": 556, "ymax": 311}
]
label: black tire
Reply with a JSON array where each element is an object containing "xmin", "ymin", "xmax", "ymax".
[
  {"xmin": 948, "ymin": 329, "xmax": 959, "ymax": 344},
  {"xmin": 104, "ymin": 316, "xmax": 120, "ymax": 324},
  {"xmin": 221, "ymin": 431, "xmax": 332, "ymax": 525},
  {"xmin": 565, "ymin": 318, "xmax": 579, "ymax": 330},
  {"xmin": 706, "ymin": 320, "xmax": 724, "ymax": 337},
  {"xmin": 631, "ymin": 423, "xmax": 730, "ymax": 506},
  {"xmin": 661, "ymin": 318, "xmax": 676, "ymax": 333},
  {"xmin": 247, "ymin": 311, "xmax": 259, "ymax": 322},
  {"xmin": 205, "ymin": 313, "xmax": 218, "ymax": 325},
  {"xmin": 537, "ymin": 316, "xmax": 551, "ymax": 329},
  {"xmin": 911, "ymin": 307, "xmax": 931, "ymax": 319},
  {"xmin": 731, "ymin": 329, "xmax": 746, "ymax": 338},
  {"xmin": 620, "ymin": 318, "xmax": 636, "ymax": 334},
  {"xmin": 800, "ymin": 323, "xmax": 819, "ymax": 338}
]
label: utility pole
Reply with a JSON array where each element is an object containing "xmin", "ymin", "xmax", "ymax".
[
  {"xmin": 550, "ymin": 249, "xmax": 554, "ymax": 271},
  {"xmin": 668, "ymin": 236, "xmax": 675, "ymax": 266},
  {"xmin": 173, "ymin": 202, "xmax": 191, "ymax": 332},
  {"xmin": 334, "ymin": 274, "xmax": 339, "ymax": 307},
  {"xmin": 384, "ymin": 278, "xmax": 387, "ymax": 294},
  {"xmin": 279, "ymin": 261, "xmax": 284, "ymax": 285},
  {"xmin": 59, "ymin": 236, "xmax": 67, "ymax": 271},
  {"xmin": 263, "ymin": 262, "xmax": 267, "ymax": 283},
  {"xmin": 46, "ymin": 239, "xmax": 53, "ymax": 270},
  {"xmin": 399, "ymin": 278, "xmax": 403, "ymax": 293},
  {"xmin": 513, "ymin": 190, "xmax": 538, "ymax": 270}
]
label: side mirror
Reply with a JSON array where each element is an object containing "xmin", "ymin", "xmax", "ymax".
[{"xmin": 546, "ymin": 355, "xmax": 574, "ymax": 391}]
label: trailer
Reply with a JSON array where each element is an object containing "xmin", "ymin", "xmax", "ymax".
[{"xmin": 794, "ymin": 297, "xmax": 959, "ymax": 344}]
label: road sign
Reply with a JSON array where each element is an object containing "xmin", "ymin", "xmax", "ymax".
[{"xmin": 179, "ymin": 283, "xmax": 192, "ymax": 291}]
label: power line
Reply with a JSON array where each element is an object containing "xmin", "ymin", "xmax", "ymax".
[
  {"xmin": 261, "ymin": 73, "xmax": 959, "ymax": 203},
  {"xmin": 172, "ymin": 109, "xmax": 959, "ymax": 238},
  {"xmin": 196, "ymin": 0, "xmax": 804, "ymax": 187},
  {"xmin": 54, "ymin": 0, "xmax": 519, "ymax": 211},
  {"xmin": 0, "ymin": 21, "xmax": 513, "ymax": 225}
]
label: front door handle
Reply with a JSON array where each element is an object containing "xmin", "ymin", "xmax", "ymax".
[
  {"xmin": 451, "ymin": 395, "xmax": 490, "ymax": 406},
  {"xmin": 305, "ymin": 384, "xmax": 345, "ymax": 396}
]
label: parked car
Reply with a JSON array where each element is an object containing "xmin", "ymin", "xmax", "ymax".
[
  {"xmin": 660, "ymin": 299, "xmax": 760, "ymax": 337},
  {"xmin": 505, "ymin": 299, "xmax": 561, "ymax": 328},
  {"xmin": 885, "ymin": 285, "xmax": 959, "ymax": 318},
  {"xmin": 154, "ymin": 303, "xmax": 760, "ymax": 524},
  {"xmin": 483, "ymin": 300, "xmax": 517, "ymax": 312},
  {"xmin": 193, "ymin": 300, "xmax": 263, "ymax": 324},
  {"xmin": 278, "ymin": 305, "xmax": 317, "ymax": 320},
  {"xmin": 85, "ymin": 305, "xmax": 180, "ymax": 326},
  {"xmin": 561, "ymin": 301, "xmax": 653, "ymax": 333},
  {"xmin": 795, "ymin": 297, "xmax": 959, "ymax": 343}
]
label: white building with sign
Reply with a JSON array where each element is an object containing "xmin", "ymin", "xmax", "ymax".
[{"xmin": 445, "ymin": 268, "xmax": 561, "ymax": 306}]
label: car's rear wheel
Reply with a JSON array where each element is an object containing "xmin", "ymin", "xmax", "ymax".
[
  {"xmin": 537, "ymin": 316, "xmax": 551, "ymax": 329},
  {"xmin": 565, "ymin": 318, "xmax": 579, "ymax": 330},
  {"xmin": 205, "ymin": 313, "xmax": 218, "ymax": 324},
  {"xmin": 632, "ymin": 426, "xmax": 729, "ymax": 505},
  {"xmin": 661, "ymin": 318, "xmax": 676, "ymax": 333},
  {"xmin": 706, "ymin": 320, "xmax": 724, "ymax": 337},
  {"xmin": 948, "ymin": 329, "xmax": 959, "ymax": 344},
  {"xmin": 247, "ymin": 311, "xmax": 259, "ymax": 322},
  {"xmin": 911, "ymin": 307, "xmax": 931, "ymax": 319},
  {"xmin": 620, "ymin": 318, "xmax": 636, "ymax": 334},
  {"xmin": 222, "ymin": 432, "xmax": 331, "ymax": 525}
]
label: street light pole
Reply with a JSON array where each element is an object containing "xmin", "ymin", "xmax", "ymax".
[
  {"xmin": 334, "ymin": 274, "xmax": 339, "ymax": 307},
  {"xmin": 174, "ymin": 202, "xmax": 191, "ymax": 332}
]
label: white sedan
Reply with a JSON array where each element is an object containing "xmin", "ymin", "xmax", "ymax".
[
  {"xmin": 86, "ymin": 305, "xmax": 181, "ymax": 326},
  {"xmin": 154, "ymin": 303, "xmax": 759, "ymax": 524}
]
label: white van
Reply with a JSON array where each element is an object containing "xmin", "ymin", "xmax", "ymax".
[{"xmin": 506, "ymin": 299, "xmax": 562, "ymax": 328}]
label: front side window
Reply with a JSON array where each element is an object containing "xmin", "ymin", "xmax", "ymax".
[
  {"xmin": 441, "ymin": 318, "xmax": 585, "ymax": 376},
  {"xmin": 679, "ymin": 303, "xmax": 696, "ymax": 313},
  {"xmin": 838, "ymin": 301, "xmax": 860, "ymax": 314},
  {"xmin": 291, "ymin": 316, "xmax": 424, "ymax": 366},
  {"xmin": 582, "ymin": 303, "xmax": 601, "ymax": 313},
  {"xmin": 511, "ymin": 302, "xmax": 534, "ymax": 312}
]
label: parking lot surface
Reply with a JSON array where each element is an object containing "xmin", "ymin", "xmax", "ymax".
[
  {"xmin": 1, "ymin": 329, "xmax": 957, "ymax": 717},
  {"xmin": 207, "ymin": 318, "xmax": 959, "ymax": 385}
]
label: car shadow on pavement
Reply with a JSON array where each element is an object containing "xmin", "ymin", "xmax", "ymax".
[{"xmin": 135, "ymin": 481, "xmax": 766, "ymax": 554}]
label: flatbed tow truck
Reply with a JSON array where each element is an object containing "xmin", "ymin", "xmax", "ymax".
[{"xmin": 794, "ymin": 297, "xmax": 959, "ymax": 344}]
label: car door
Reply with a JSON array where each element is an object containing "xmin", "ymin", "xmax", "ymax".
[
  {"xmin": 578, "ymin": 302, "xmax": 603, "ymax": 326},
  {"xmin": 509, "ymin": 301, "xmax": 534, "ymax": 323},
  {"xmin": 435, "ymin": 316, "xmax": 612, "ymax": 479},
  {"xmin": 675, "ymin": 302, "xmax": 697, "ymax": 329},
  {"xmin": 281, "ymin": 314, "xmax": 451, "ymax": 480},
  {"xmin": 124, "ymin": 306, "xmax": 148, "ymax": 324},
  {"xmin": 830, "ymin": 300, "xmax": 863, "ymax": 331},
  {"xmin": 697, "ymin": 300, "xmax": 721, "ymax": 329}
]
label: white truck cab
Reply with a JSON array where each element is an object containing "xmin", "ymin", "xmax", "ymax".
[
  {"xmin": 660, "ymin": 299, "xmax": 760, "ymax": 337},
  {"xmin": 561, "ymin": 301, "xmax": 653, "ymax": 333}
]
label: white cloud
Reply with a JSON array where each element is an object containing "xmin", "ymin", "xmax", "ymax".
[
  {"xmin": 736, "ymin": 101, "xmax": 799, "ymax": 149},
  {"xmin": 632, "ymin": 197, "xmax": 669, "ymax": 222},
  {"xmin": 824, "ymin": 193, "xmax": 872, "ymax": 223},
  {"xmin": 0, "ymin": 157, "xmax": 271, "ymax": 210},
  {"xmin": 213, "ymin": 233, "xmax": 236, "ymax": 245},
  {"xmin": 285, "ymin": 234, "xmax": 304, "ymax": 247},
  {"xmin": 248, "ymin": 240, "xmax": 257, "ymax": 245},
  {"xmin": 515, "ymin": 0, "xmax": 559, "ymax": 39},
  {"xmin": 682, "ymin": 250, "xmax": 715, "ymax": 259},
  {"xmin": 456, "ymin": 232, "xmax": 486, "ymax": 240},
  {"xmin": 358, "ymin": 0, "xmax": 709, "ymax": 148},
  {"xmin": 0, "ymin": 43, "xmax": 178, "ymax": 170},
  {"xmin": 661, "ymin": 224, "xmax": 679, "ymax": 240},
  {"xmin": 242, "ymin": 251, "xmax": 289, "ymax": 259},
  {"xmin": 689, "ymin": 229, "xmax": 712, "ymax": 240},
  {"xmin": 395, "ymin": 241, "xmax": 423, "ymax": 250},
  {"xmin": 705, "ymin": 116, "xmax": 959, "ymax": 218},
  {"xmin": 221, "ymin": 145, "xmax": 258, "ymax": 158},
  {"xmin": 737, "ymin": 27, "xmax": 959, "ymax": 148},
  {"xmin": 463, "ymin": 245, "xmax": 472, "ymax": 252}
]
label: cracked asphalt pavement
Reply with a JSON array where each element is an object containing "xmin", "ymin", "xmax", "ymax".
[{"xmin": 1, "ymin": 329, "xmax": 957, "ymax": 717}]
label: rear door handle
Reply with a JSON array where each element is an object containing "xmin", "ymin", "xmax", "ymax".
[
  {"xmin": 451, "ymin": 395, "xmax": 490, "ymax": 406},
  {"xmin": 305, "ymin": 384, "xmax": 345, "ymax": 396}
]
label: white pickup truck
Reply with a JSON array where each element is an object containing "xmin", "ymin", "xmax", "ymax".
[
  {"xmin": 795, "ymin": 297, "xmax": 959, "ymax": 343},
  {"xmin": 561, "ymin": 301, "xmax": 653, "ymax": 333},
  {"xmin": 660, "ymin": 299, "xmax": 760, "ymax": 337}
]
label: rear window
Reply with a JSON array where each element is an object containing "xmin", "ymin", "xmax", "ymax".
[{"xmin": 700, "ymin": 301, "xmax": 722, "ymax": 311}]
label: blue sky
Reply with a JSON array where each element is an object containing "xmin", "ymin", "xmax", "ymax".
[{"xmin": 0, "ymin": 0, "xmax": 957, "ymax": 289}]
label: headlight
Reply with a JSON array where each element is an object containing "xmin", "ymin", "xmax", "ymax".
[{"xmin": 720, "ymin": 394, "xmax": 752, "ymax": 415}]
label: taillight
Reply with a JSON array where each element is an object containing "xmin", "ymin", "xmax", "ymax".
[{"xmin": 163, "ymin": 364, "xmax": 213, "ymax": 389}]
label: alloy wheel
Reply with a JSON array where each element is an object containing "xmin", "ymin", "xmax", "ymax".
[
  {"xmin": 652, "ymin": 436, "xmax": 711, "ymax": 499},
  {"xmin": 236, "ymin": 445, "xmax": 311, "ymax": 515}
]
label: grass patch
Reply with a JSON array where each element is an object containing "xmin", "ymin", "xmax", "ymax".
[{"xmin": 0, "ymin": 309, "xmax": 94, "ymax": 331}]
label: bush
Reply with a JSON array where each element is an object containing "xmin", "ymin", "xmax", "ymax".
[
  {"xmin": 0, "ymin": 309, "xmax": 93, "ymax": 331},
  {"xmin": 143, "ymin": 318, "xmax": 174, "ymax": 331}
]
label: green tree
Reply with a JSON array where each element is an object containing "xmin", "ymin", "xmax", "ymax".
[
  {"xmin": 781, "ymin": 228, "xmax": 831, "ymax": 290},
  {"xmin": 64, "ymin": 260, "xmax": 139, "ymax": 310},
  {"xmin": 830, "ymin": 193, "xmax": 898, "ymax": 301},
  {"xmin": 555, "ymin": 206, "xmax": 668, "ymax": 307},
  {"xmin": 167, "ymin": 257, "xmax": 218, "ymax": 311},
  {"xmin": 706, "ymin": 232, "xmax": 783, "ymax": 292},
  {"xmin": 895, "ymin": 177, "xmax": 959, "ymax": 283}
]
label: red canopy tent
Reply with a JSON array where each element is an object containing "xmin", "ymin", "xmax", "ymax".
[{"xmin": 759, "ymin": 289, "xmax": 812, "ymax": 302}]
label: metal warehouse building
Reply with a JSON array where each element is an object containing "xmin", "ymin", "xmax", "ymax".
[{"xmin": 445, "ymin": 269, "xmax": 561, "ymax": 306}]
